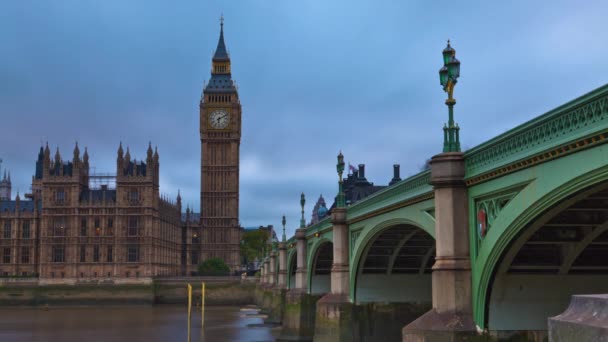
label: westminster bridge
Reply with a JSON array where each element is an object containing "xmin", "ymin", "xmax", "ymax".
[{"xmin": 255, "ymin": 74, "xmax": 608, "ymax": 340}]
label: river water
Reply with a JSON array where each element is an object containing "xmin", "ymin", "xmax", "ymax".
[{"xmin": 0, "ymin": 306, "xmax": 279, "ymax": 342}]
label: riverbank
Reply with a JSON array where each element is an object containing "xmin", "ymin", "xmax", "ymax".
[
  {"xmin": 0, "ymin": 305, "xmax": 278, "ymax": 342},
  {"xmin": 0, "ymin": 278, "xmax": 257, "ymax": 306}
]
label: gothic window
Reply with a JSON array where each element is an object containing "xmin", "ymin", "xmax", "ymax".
[
  {"xmin": 129, "ymin": 189, "xmax": 139, "ymax": 204},
  {"xmin": 128, "ymin": 216, "xmax": 139, "ymax": 236},
  {"xmin": 80, "ymin": 245, "xmax": 86, "ymax": 262},
  {"xmin": 191, "ymin": 251, "xmax": 199, "ymax": 265},
  {"xmin": 52, "ymin": 245, "xmax": 65, "ymax": 263},
  {"xmin": 127, "ymin": 245, "xmax": 139, "ymax": 262},
  {"xmin": 22, "ymin": 221, "xmax": 30, "ymax": 239},
  {"xmin": 20, "ymin": 247, "xmax": 29, "ymax": 263},
  {"xmin": 3, "ymin": 222, "xmax": 11, "ymax": 239},
  {"xmin": 107, "ymin": 246, "xmax": 113, "ymax": 262},
  {"xmin": 80, "ymin": 218, "xmax": 87, "ymax": 236},
  {"xmin": 55, "ymin": 189, "xmax": 65, "ymax": 204},
  {"xmin": 2, "ymin": 248, "xmax": 10, "ymax": 263},
  {"xmin": 93, "ymin": 246, "xmax": 100, "ymax": 262},
  {"xmin": 107, "ymin": 218, "xmax": 114, "ymax": 236},
  {"xmin": 53, "ymin": 217, "xmax": 66, "ymax": 236},
  {"xmin": 94, "ymin": 217, "xmax": 101, "ymax": 236}
]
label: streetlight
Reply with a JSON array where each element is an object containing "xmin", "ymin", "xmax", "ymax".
[
  {"xmin": 300, "ymin": 193, "xmax": 306, "ymax": 228},
  {"xmin": 336, "ymin": 152, "xmax": 345, "ymax": 208},
  {"xmin": 439, "ymin": 40, "xmax": 461, "ymax": 152},
  {"xmin": 281, "ymin": 215, "xmax": 286, "ymax": 242}
]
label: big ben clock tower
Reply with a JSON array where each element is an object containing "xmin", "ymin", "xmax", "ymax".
[{"xmin": 200, "ymin": 17, "xmax": 241, "ymax": 271}]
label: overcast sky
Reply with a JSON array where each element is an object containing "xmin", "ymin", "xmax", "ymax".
[{"xmin": 1, "ymin": 1, "xmax": 607, "ymax": 238}]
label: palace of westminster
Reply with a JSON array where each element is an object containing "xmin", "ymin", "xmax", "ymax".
[{"xmin": 0, "ymin": 21, "xmax": 397, "ymax": 283}]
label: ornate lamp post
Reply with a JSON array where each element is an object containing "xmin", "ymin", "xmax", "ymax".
[
  {"xmin": 336, "ymin": 152, "xmax": 345, "ymax": 208},
  {"xmin": 439, "ymin": 40, "xmax": 461, "ymax": 152},
  {"xmin": 300, "ymin": 193, "xmax": 306, "ymax": 228},
  {"xmin": 281, "ymin": 215, "xmax": 286, "ymax": 242}
]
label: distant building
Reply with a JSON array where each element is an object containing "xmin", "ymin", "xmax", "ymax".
[
  {"xmin": 0, "ymin": 168, "xmax": 10, "ymax": 201},
  {"xmin": 327, "ymin": 163, "xmax": 403, "ymax": 211},
  {"xmin": 0, "ymin": 143, "xmax": 182, "ymax": 282},
  {"xmin": 311, "ymin": 195, "xmax": 328, "ymax": 225}
]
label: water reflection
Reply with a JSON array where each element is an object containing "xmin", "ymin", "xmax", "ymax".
[{"xmin": 0, "ymin": 306, "xmax": 278, "ymax": 342}]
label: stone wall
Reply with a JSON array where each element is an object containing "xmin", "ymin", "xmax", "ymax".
[
  {"xmin": 0, "ymin": 284, "xmax": 154, "ymax": 305},
  {"xmin": 0, "ymin": 277, "xmax": 256, "ymax": 306}
]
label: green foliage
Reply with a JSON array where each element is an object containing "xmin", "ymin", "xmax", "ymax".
[
  {"xmin": 198, "ymin": 258, "xmax": 230, "ymax": 275},
  {"xmin": 240, "ymin": 229, "xmax": 270, "ymax": 264}
]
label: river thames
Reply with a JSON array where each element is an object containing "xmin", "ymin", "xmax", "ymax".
[{"xmin": 0, "ymin": 306, "xmax": 279, "ymax": 342}]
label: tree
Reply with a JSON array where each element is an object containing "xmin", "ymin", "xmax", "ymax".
[
  {"xmin": 198, "ymin": 258, "xmax": 230, "ymax": 275},
  {"xmin": 240, "ymin": 229, "xmax": 270, "ymax": 265}
]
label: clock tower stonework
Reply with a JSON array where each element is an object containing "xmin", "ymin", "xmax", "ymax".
[{"xmin": 199, "ymin": 19, "xmax": 241, "ymax": 271}]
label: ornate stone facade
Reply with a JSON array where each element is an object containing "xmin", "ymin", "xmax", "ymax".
[
  {"xmin": 0, "ymin": 143, "xmax": 182, "ymax": 282},
  {"xmin": 197, "ymin": 19, "xmax": 242, "ymax": 271}
]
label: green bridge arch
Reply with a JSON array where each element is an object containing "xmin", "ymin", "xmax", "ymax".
[
  {"xmin": 348, "ymin": 201, "xmax": 436, "ymax": 301},
  {"xmin": 472, "ymin": 144, "xmax": 608, "ymax": 329}
]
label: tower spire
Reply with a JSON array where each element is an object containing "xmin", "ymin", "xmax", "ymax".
[{"xmin": 213, "ymin": 15, "xmax": 229, "ymax": 61}]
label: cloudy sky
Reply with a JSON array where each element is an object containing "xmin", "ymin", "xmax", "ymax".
[{"xmin": 1, "ymin": 1, "xmax": 607, "ymax": 237}]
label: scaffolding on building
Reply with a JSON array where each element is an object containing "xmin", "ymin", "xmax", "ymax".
[{"xmin": 89, "ymin": 172, "xmax": 116, "ymax": 189}]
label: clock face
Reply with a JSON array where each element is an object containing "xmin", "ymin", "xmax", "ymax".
[{"xmin": 209, "ymin": 110, "xmax": 230, "ymax": 129}]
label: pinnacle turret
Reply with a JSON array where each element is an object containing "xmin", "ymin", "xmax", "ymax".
[
  {"xmin": 213, "ymin": 15, "xmax": 229, "ymax": 61},
  {"xmin": 83, "ymin": 147, "xmax": 89, "ymax": 166},
  {"xmin": 73, "ymin": 142, "xmax": 80, "ymax": 162}
]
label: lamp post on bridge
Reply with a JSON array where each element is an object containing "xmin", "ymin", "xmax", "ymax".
[
  {"xmin": 277, "ymin": 215, "xmax": 288, "ymax": 289},
  {"xmin": 294, "ymin": 193, "xmax": 308, "ymax": 290},
  {"xmin": 404, "ymin": 40, "xmax": 476, "ymax": 340},
  {"xmin": 439, "ymin": 40, "xmax": 461, "ymax": 153},
  {"xmin": 313, "ymin": 152, "xmax": 352, "ymax": 341}
]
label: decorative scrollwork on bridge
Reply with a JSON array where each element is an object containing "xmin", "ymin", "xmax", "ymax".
[
  {"xmin": 465, "ymin": 87, "xmax": 608, "ymax": 181},
  {"xmin": 474, "ymin": 187, "xmax": 524, "ymax": 251},
  {"xmin": 350, "ymin": 229, "xmax": 362, "ymax": 251}
]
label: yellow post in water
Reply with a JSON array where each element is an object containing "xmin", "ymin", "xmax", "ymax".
[
  {"xmin": 201, "ymin": 282, "xmax": 206, "ymax": 328},
  {"xmin": 187, "ymin": 283, "xmax": 192, "ymax": 342}
]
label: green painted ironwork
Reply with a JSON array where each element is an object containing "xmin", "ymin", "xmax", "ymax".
[
  {"xmin": 282, "ymin": 214, "xmax": 286, "ymax": 242},
  {"xmin": 336, "ymin": 152, "xmax": 346, "ymax": 208},
  {"xmin": 279, "ymin": 81, "xmax": 608, "ymax": 331},
  {"xmin": 300, "ymin": 193, "xmax": 306, "ymax": 228},
  {"xmin": 464, "ymin": 84, "xmax": 608, "ymax": 179},
  {"xmin": 470, "ymin": 145, "xmax": 608, "ymax": 329},
  {"xmin": 439, "ymin": 40, "xmax": 461, "ymax": 152},
  {"xmin": 346, "ymin": 170, "xmax": 432, "ymax": 223}
]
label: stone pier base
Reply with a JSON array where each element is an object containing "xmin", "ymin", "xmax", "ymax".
[
  {"xmin": 313, "ymin": 294, "xmax": 355, "ymax": 342},
  {"xmin": 549, "ymin": 294, "xmax": 608, "ymax": 342},
  {"xmin": 259, "ymin": 286, "xmax": 274, "ymax": 314},
  {"xmin": 355, "ymin": 302, "xmax": 431, "ymax": 341},
  {"xmin": 265, "ymin": 288, "xmax": 287, "ymax": 324},
  {"xmin": 254, "ymin": 286, "xmax": 265, "ymax": 307},
  {"xmin": 278, "ymin": 290, "xmax": 321, "ymax": 341},
  {"xmin": 402, "ymin": 309, "xmax": 478, "ymax": 341}
]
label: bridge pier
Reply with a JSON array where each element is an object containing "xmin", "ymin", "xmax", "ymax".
[
  {"xmin": 279, "ymin": 228, "xmax": 319, "ymax": 341},
  {"xmin": 403, "ymin": 152, "xmax": 477, "ymax": 341},
  {"xmin": 262, "ymin": 251, "xmax": 286, "ymax": 324},
  {"xmin": 254, "ymin": 262, "xmax": 267, "ymax": 307},
  {"xmin": 314, "ymin": 208, "xmax": 356, "ymax": 342}
]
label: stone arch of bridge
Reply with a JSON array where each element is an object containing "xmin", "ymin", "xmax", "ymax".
[
  {"xmin": 286, "ymin": 248, "xmax": 297, "ymax": 289},
  {"xmin": 475, "ymin": 164, "xmax": 608, "ymax": 334},
  {"xmin": 349, "ymin": 216, "xmax": 435, "ymax": 300},
  {"xmin": 350, "ymin": 218, "xmax": 435, "ymax": 304},
  {"xmin": 307, "ymin": 238, "xmax": 333, "ymax": 295}
]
